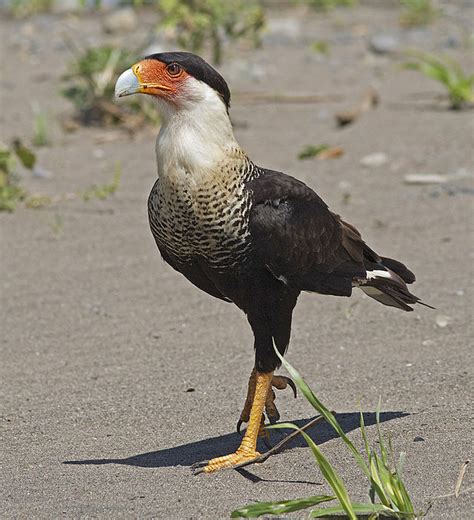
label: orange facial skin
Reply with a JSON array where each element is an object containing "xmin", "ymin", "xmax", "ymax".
[{"xmin": 132, "ymin": 59, "xmax": 189, "ymax": 103}]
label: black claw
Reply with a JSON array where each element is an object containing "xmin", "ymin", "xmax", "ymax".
[
  {"xmin": 236, "ymin": 419, "xmax": 243, "ymax": 433},
  {"xmin": 191, "ymin": 460, "xmax": 209, "ymax": 471},
  {"xmin": 284, "ymin": 376, "xmax": 298, "ymax": 398},
  {"xmin": 268, "ymin": 411, "xmax": 280, "ymax": 425},
  {"xmin": 192, "ymin": 466, "xmax": 205, "ymax": 476}
]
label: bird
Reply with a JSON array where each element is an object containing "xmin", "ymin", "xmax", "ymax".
[{"xmin": 115, "ymin": 51, "xmax": 431, "ymax": 474}]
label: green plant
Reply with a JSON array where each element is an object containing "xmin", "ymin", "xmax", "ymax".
[
  {"xmin": 312, "ymin": 40, "xmax": 330, "ymax": 55},
  {"xmin": 400, "ymin": 0, "xmax": 438, "ymax": 27},
  {"xmin": 403, "ymin": 51, "xmax": 474, "ymax": 109},
  {"xmin": 158, "ymin": 0, "xmax": 265, "ymax": 65},
  {"xmin": 62, "ymin": 45, "xmax": 159, "ymax": 127},
  {"xmin": 298, "ymin": 144, "xmax": 330, "ymax": 160},
  {"xmin": 298, "ymin": 144, "xmax": 343, "ymax": 160},
  {"xmin": 231, "ymin": 348, "xmax": 421, "ymax": 519},
  {"xmin": 0, "ymin": 146, "xmax": 26, "ymax": 212},
  {"xmin": 49, "ymin": 214, "xmax": 64, "ymax": 239},
  {"xmin": 32, "ymin": 104, "xmax": 50, "ymax": 147},
  {"xmin": 83, "ymin": 161, "xmax": 122, "ymax": 201},
  {"xmin": 7, "ymin": 0, "xmax": 55, "ymax": 17},
  {"xmin": 301, "ymin": 0, "xmax": 356, "ymax": 11}
]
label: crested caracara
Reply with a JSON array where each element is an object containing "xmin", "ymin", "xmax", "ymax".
[{"xmin": 115, "ymin": 52, "xmax": 430, "ymax": 474}]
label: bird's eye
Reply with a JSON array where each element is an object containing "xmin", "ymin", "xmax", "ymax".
[{"xmin": 167, "ymin": 63, "xmax": 182, "ymax": 76}]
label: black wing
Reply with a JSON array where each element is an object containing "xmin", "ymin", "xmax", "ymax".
[{"xmin": 246, "ymin": 169, "xmax": 377, "ymax": 296}]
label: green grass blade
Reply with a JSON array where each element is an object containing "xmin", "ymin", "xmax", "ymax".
[
  {"xmin": 310, "ymin": 502, "xmax": 394, "ymax": 518},
  {"xmin": 274, "ymin": 345, "xmax": 371, "ymax": 478},
  {"xmin": 230, "ymin": 495, "xmax": 335, "ymax": 518},
  {"xmin": 360, "ymin": 409, "xmax": 370, "ymax": 458},
  {"xmin": 369, "ymin": 454, "xmax": 392, "ymax": 508},
  {"xmin": 376, "ymin": 400, "xmax": 389, "ymax": 466},
  {"xmin": 269, "ymin": 422, "xmax": 357, "ymax": 520},
  {"xmin": 403, "ymin": 50, "xmax": 474, "ymax": 108}
]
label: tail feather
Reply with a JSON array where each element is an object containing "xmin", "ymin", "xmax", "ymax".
[
  {"xmin": 380, "ymin": 256, "xmax": 416, "ymax": 284},
  {"xmin": 357, "ymin": 258, "xmax": 433, "ymax": 311}
]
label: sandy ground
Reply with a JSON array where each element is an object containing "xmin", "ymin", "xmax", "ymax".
[{"xmin": 1, "ymin": 4, "xmax": 473, "ymax": 519}]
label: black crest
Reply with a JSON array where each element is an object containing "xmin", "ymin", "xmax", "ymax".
[{"xmin": 146, "ymin": 51, "xmax": 231, "ymax": 110}]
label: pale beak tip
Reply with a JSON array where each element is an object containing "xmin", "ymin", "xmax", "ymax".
[{"xmin": 115, "ymin": 68, "xmax": 140, "ymax": 100}]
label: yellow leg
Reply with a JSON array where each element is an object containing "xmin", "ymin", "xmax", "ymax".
[
  {"xmin": 237, "ymin": 368, "xmax": 257, "ymax": 428},
  {"xmin": 198, "ymin": 371, "xmax": 273, "ymax": 474},
  {"xmin": 238, "ymin": 370, "xmax": 297, "ymax": 430}
]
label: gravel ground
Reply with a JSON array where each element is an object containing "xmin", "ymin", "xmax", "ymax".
[{"xmin": 1, "ymin": 4, "xmax": 473, "ymax": 519}]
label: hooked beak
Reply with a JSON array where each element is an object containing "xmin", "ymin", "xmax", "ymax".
[
  {"xmin": 115, "ymin": 64, "xmax": 174, "ymax": 99},
  {"xmin": 115, "ymin": 68, "xmax": 141, "ymax": 98}
]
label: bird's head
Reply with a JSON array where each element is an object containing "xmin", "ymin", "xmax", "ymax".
[{"xmin": 115, "ymin": 52, "xmax": 231, "ymax": 117}]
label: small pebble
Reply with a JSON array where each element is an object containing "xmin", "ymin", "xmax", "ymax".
[
  {"xmin": 361, "ymin": 152, "xmax": 388, "ymax": 168},
  {"xmin": 435, "ymin": 315, "xmax": 452, "ymax": 328},
  {"xmin": 404, "ymin": 174, "xmax": 448, "ymax": 185},
  {"xmin": 32, "ymin": 166, "xmax": 53, "ymax": 179},
  {"xmin": 413, "ymin": 436, "xmax": 425, "ymax": 442},
  {"xmin": 368, "ymin": 34, "xmax": 399, "ymax": 55}
]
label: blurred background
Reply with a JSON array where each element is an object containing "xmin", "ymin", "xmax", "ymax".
[
  {"xmin": 0, "ymin": 1, "xmax": 473, "ymax": 211},
  {"xmin": 1, "ymin": 1, "xmax": 473, "ymax": 518}
]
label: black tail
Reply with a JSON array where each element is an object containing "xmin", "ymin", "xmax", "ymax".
[
  {"xmin": 380, "ymin": 256, "xmax": 416, "ymax": 284},
  {"xmin": 358, "ymin": 256, "xmax": 433, "ymax": 312}
]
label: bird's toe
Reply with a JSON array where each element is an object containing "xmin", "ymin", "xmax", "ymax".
[
  {"xmin": 271, "ymin": 375, "xmax": 297, "ymax": 398},
  {"xmin": 193, "ymin": 448, "xmax": 261, "ymax": 475}
]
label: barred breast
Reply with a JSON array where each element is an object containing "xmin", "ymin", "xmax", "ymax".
[{"xmin": 148, "ymin": 157, "xmax": 260, "ymax": 270}]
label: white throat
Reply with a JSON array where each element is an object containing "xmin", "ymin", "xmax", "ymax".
[{"xmin": 155, "ymin": 77, "xmax": 240, "ymax": 183}]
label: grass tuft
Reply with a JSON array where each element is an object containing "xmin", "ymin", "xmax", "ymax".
[
  {"xmin": 302, "ymin": 0, "xmax": 356, "ymax": 10},
  {"xmin": 62, "ymin": 44, "xmax": 159, "ymax": 128},
  {"xmin": 32, "ymin": 105, "xmax": 51, "ymax": 147},
  {"xmin": 0, "ymin": 145, "xmax": 26, "ymax": 212},
  {"xmin": 82, "ymin": 161, "xmax": 122, "ymax": 201},
  {"xmin": 400, "ymin": 0, "xmax": 438, "ymax": 28},
  {"xmin": 403, "ymin": 51, "xmax": 474, "ymax": 109},
  {"xmin": 158, "ymin": 0, "xmax": 265, "ymax": 65}
]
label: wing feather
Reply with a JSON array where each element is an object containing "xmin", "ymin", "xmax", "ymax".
[{"xmin": 247, "ymin": 170, "xmax": 366, "ymax": 295}]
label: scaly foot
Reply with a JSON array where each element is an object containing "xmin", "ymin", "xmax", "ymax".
[
  {"xmin": 193, "ymin": 371, "xmax": 274, "ymax": 475},
  {"xmin": 192, "ymin": 446, "xmax": 260, "ymax": 474}
]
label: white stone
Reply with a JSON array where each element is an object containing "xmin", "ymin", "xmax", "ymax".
[{"xmin": 360, "ymin": 152, "xmax": 388, "ymax": 168}]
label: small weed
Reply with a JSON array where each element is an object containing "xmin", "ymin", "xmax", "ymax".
[
  {"xmin": 298, "ymin": 144, "xmax": 343, "ymax": 161},
  {"xmin": 312, "ymin": 40, "xmax": 330, "ymax": 55},
  {"xmin": 400, "ymin": 0, "xmax": 438, "ymax": 28},
  {"xmin": 301, "ymin": 0, "xmax": 356, "ymax": 11},
  {"xmin": 298, "ymin": 144, "xmax": 330, "ymax": 160},
  {"xmin": 25, "ymin": 194, "xmax": 53, "ymax": 209},
  {"xmin": 231, "ymin": 348, "xmax": 422, "ymax": 519},
  {"xmin": 32, "ymin": 104, "xmax": 50, "ymax": 147},
  {"xmin": 12, "ymin": 139, "xmax": 36, "ymax": 170},
  {"xmin": 158, "ymin": 0, "xmax": 265, "ymax": 65},
  {"xmin": 403, "ymin": 51, "xmax": 474, "ymax": 109},
  {"xmin": 0, "ymin": 145, "xmax": 26, "ymax": 212},
  {"xmin": 62, "ymin": 45, "xmax": 159, "ymax": 128},
  {"xmin": 6, "ymin": 0, "xmax": 54, "ymax": 18},
  {"xmin": 48, "ymin": 214, "xmax": 64, "ymax": 239},
  {"xmin": 83, "ymin": 161, "xmax": 122, "ymax": 201}
]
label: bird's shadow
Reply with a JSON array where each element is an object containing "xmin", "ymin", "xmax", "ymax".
[{"xmin": 63, "ymin": 411, "xmax": 408, "ymax": 470}]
